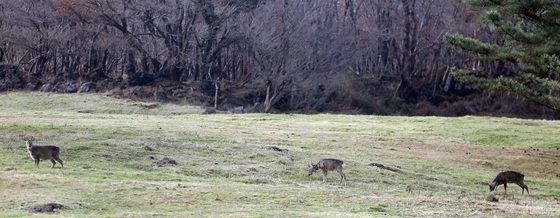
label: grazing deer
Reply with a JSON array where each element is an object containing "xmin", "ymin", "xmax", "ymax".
[
  {"xmin": 489, "ymin": 171, "xmax": 528, "ymax": 195},
  {"xmin": 308, "ymin": 158, "xmax": 347, "ymax": 185},
  {"xmin": 24, "ymin": 136, "xmax": 64, "ymax": 168}
]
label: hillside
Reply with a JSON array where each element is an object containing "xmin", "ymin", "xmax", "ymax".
[{"xmin": 0, "ymin": 92, "xmax": 559, "ymax": 217}]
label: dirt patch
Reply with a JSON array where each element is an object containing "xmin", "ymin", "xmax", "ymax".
[
  {"xmin": 369, "ymin": 162, "xmax": 439, "ymax": 182},
  {"xmin": 156, "ymin": 157, "xmax": 177, "ymax": 167},
  {"xmin": 77, "ymin": 109, "xmax": 94, "ymax": 114},
  {"xmin": 28, "ymin": 203, "xmax": 63, "ymax": 213},
  {"xmin": 486, "ymin": 194, "xmax": 499, "ymax": 202},
  {"xmin": 133, "ymin": 102, "xmax": 159, "ymax": 109},
  {"xmin": 399, "ymin": 143, "xmax": 560, "ymax": 179},
  {"xmin": 267, "ymin": 146, "xmax": 289, "ymax": 152},
  {"xmin": 369, "ymin": 162, "xmax": 402, "ymax": 173}
]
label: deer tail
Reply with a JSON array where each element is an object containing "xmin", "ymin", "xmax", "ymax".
[{"xmin": 341, "ymin": 163, "xmax": 346, "ymax": 168}]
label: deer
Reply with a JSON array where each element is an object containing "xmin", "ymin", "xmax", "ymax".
[
  {"xmin": 489, "ymin": 171, "xmax": 528, "ymax": 195},
  {"xmin": 24, "ymin": 136, "xmax": 64, "ymax": 168},
  {"xmin": 308, "ymin": 158, "xmax": 347, "ymax": 185}
]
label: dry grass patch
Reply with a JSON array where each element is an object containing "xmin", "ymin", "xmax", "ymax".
[{"xmin": 0, "ymin": 92, "xmax": 559, "ymax": 217}]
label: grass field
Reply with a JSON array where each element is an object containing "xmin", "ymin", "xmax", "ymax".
[{"xmin": 0, "ymin": 92, "xmax": 559, "ymax": 217}]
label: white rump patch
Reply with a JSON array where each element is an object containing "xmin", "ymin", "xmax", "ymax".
[{"xmin": 341, "ymin": 163, "xmax": 346, "ymax": 168}]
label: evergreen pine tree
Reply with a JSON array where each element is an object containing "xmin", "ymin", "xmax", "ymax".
[{"xmin": 445, "ymin": 0, "xmax": 560, "ymax": 112}]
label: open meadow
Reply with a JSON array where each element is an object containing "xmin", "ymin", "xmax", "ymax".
[{"xmin": 0, "ymin": 92, "xmax": 559, "ymax": 217}]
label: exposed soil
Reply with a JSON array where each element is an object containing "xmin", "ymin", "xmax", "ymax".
[
  {"xmin": 156, "ymin": 157, "xmax": 178, "ymax": 167},
  {"xmin": 28, "ymin": 203, "xmax": 63, "ymax": 213},
  {"xmin": 267, "ymin": 146, "xmax": 289, "ymax": 152},
  {"xmin": 400, "ymin": 142, "xmax": 560, "ymax": 179}
]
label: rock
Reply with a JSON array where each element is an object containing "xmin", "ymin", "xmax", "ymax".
[
  {"xmin": 156, "ymin": 157, "xmax": 177, "ymax": 166},
  {"xmin": 78, "ymin": 82, "xmax": 96, "ymax": 93},
  {"xmin": 133, "ymin": 102, "xmax": 159, "ymax": 109},
  {"xmin": 369, "ymin": 162, "xmax": 386, "ymax": 169},
  {"xmin": 41, "ymin": 82, "xmax": 56, "ymax": 92},
  {"xmin": 96, "ymin": 79, "xmax": 115, "ymax": 91},
  {"xmin": 43, "ymin": 82, "xmax": 78, "ymax": 93},
  {"xmin": 154, "ymin": 90, "xmax": 167, "ymax": 101},
  {"xmin": 55, "ymin": 82, "xmax": 78, "ymax": 93},
  {"xmin": 130, "ymin": 86, "xmax": 151, "ymax": 99},
  {"xmin": 406, "ymin": 184, "xmax": 413, "ymax": 193},
  {"xmin": 28, "ymin": 203, "xmax": 63, "ymax": 213},
  {"xmin": 77, "ymin": 109, "xmax": 94, "ymax": 114},
  {"xmin": 203, "ymin": 106, "xmax": 216, "ymax": 114},
  {"xmin": 105, "ymin": 88, "xmax": 123, "ymax": 97},
  {"xmin": 486, "ymin": 194, "xmax": 499, "ymax": 202},
  {"xmin": 25, "ymin": 81, "xmax": 40, "ymax": 90},
  {"xmin": 267, "ymin": 146, "xmax": 288, "ymax": 152},
  {"xmin": 231, "ymin": 106, "xmax": 245, "ymax": 114},
  {"xmin": 369, "ymin": 162, "xmax": 402, "ymax": 173}
]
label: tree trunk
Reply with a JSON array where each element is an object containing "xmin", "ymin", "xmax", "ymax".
[
  {"xmin": 214, "ymin": 79, "xmax": 219, "ymax": 109},
  {"xmin": 264, "ymin": 81, "xmax": 278, "ymax": 113},
  {"xmin": 264, "ymin": 82, "xmax": 272, "ymax": 113}
]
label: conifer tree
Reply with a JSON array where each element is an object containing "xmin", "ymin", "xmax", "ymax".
[{"xmin": 445, "ymin": 0, "xmax": 560, "ymax": 112}]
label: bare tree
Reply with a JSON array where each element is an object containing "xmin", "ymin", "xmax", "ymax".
[
  {"xmin": 4, "ymin": 1, "xmax": 543, "ymax": 117},
  {"xmin": 244, "ymin": 0, "xmax": 355, "ymax": 112}
]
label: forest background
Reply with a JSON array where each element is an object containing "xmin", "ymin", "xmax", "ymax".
[{"xmin": 0, "ymin": 0, "xmax": 557, "ymax": 118}]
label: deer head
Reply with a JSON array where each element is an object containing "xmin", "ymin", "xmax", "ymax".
[
  {"xmin": 488, "ymin": 181, "xmax": 496, "ymax": 192},
  {"xmin": 23, "ymin": 135, "xmax": 35, "ymax": 149},
  {"xmin": 308, "ymin": 161, "xmax": 319, "ymax": 176}
]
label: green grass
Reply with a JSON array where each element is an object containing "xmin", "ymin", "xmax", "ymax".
[{"xmin": 0, "ymin": 92, "xmax": 559, "ymax": 217}]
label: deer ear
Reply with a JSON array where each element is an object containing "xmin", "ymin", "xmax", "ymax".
[{"xmin": 308, "ymin": 161, "xmax": 312, "ymax": 168}]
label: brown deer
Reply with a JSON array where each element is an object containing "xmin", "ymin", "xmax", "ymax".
[
  {"xmin": 308, "ymin": 158, "xmax": 347, "ymax": 185},
  {"xmin": 24, "ymin": 136, "xmax": 64, "ymax": 168},
  {"xmin": 489, "ymin": 171, "xmax": 528, "ymax": 195}
]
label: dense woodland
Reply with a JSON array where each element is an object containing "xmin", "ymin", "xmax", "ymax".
[{"xmin": 0, "ymin": 0, "xmax": 557, "ymax": 118}]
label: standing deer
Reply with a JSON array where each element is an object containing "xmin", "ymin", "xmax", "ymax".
[
  {"xmin": 489, "ymin": 171, "xmax": 529, "ymax": 195},
  {"xmin": 24, "ymin": 136, "xmax": 64, "ymax": 168},
  {"xmin": 308, "ymin": 158, "xmax": 347, "ymax": 185}
]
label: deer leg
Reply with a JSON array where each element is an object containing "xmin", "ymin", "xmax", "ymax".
[
  {"xmin": 35, "ymin": 159, "xmax": 39, "ymax": 168},
  {"xmin": 503, "ymin": 183, "xmax": 507, "ymax": 195},
  {"xmin": 336, "ymin": 167, "xmax": 346, "ymax": 186},
  {"xmin": 50, "ymin": 159, "xmax": 56, "ymax": 168},
  {"xmin": 519, "ymin": 183, "xmax": 528, "ymax": 195},
  {"xmin": 54, "ymin": 156, "xmax": 64, "ymax": 168},
  {"xmin": 322, "ymin": 169, "xmax": 328, "ymax": 183}
]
